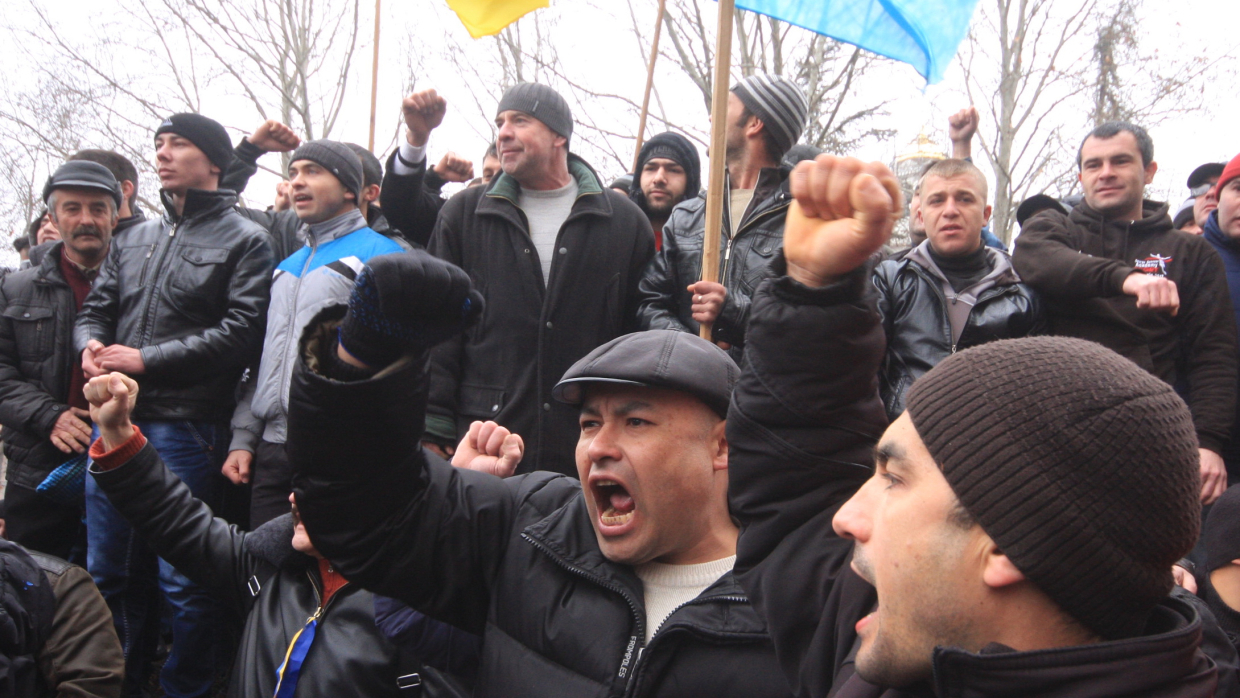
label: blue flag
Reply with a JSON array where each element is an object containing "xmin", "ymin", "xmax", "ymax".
[{"xmin": 730, "ymin": 0, "xmax": 980, "ymax": 84}]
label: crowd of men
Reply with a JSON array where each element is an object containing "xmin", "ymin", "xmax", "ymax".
[{"xmin": 1, "ymin": 69, "xmax": 1240, "ymax": 698}]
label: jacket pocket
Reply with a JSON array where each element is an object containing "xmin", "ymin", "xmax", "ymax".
[
  {"xmin": 165, "ymin": 246, "xmax": 231, "ymax": 322},
  {"xmin": 3, "ymin": 305, "xmax": 55, "ymax": 359},
  {"xmin": 458, "ymin": 384, "xmax": 506, "ymax": 420}
]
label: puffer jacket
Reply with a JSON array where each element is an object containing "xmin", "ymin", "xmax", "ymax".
[
  {"xmin": 289, "ymin": 309, "xmax": 794, "ymax": 698},
  {"xmin": 74, "ymin": 189, "xmax": 273, "ymax": 423},
  {"xmin": 0, "ymin": 243, "xmax": 84, "ymax": 489},
  {"xmin": 872, "ymin": 243, "xmax": 1045, "ymax": 420},
  {"xmin": 230, "ymin": 210, "xmax": 405, "ymax": 451},
  {"xmin": 635, "ymin": 167, "xmax": 791, "ymax": 356},
  {"xmin": 90, "ymin": 440, "xmax": 410, "ymax": 698}
]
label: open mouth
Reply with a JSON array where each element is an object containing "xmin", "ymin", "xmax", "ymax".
[
  {"xmin": 592, "ymin": 478, "xmax": 636, "ymax": 528},
  {"xmin": 293, "ymin": 194, "xmax": 313, "ymax": 205}
]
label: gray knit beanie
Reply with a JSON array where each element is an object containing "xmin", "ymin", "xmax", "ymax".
[
  {"xmin": 290, "ymin": 140, "xmax": 364, "ymax": 203},
  {"xmin": 497, "ymin": 83, "xmax": 574, "ymax": 144},
  {"xmin": 731, "ymin": 74, "xmax": 809, "ymax": 157},
  {"xmin": 905, "ymin": 336, "xmax": 1201, "ymax": 641}
]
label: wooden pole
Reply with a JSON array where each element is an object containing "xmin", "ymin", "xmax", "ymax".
[
  {"xmin": 699, "ymin": 0, "xmax": 734, "ymax": 341},
  {"xmin": 631, "ymin": 0, "xmax": 667, "ymax": 173},
  {"xmin": 367, "ymin": 0, "xmax": 382, "ymax": 151}
]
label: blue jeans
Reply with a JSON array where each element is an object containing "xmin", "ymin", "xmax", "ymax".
[{"xmin": 87, "ymin": 420, "xmax": 228, "ymax": 698}]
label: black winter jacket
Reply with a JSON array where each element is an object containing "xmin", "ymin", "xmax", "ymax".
[
  {"xmin": 426, "ymin": 156, "xmax": 655, "ymax": 475},
  {"xmin": 90, "ymin": 441, "xmax": 409, "ymax": 698},
  {"xmin": 379, "ymin": 150, "xmax": 449, "ymax": 248},
  {"xmin": 0, "ymin": 243, "xmax": 85, "ymax": 489},
  {"xmin": 873, "ymin": 244, "xmax": 1045, "ymax": 420},
  {"xmin": 289, "ymin": 310, "xmax": 793, "ymax": 698},
  {"xmin": 635, "ymin": 167, "xmax": 790, "ymax": 355},
  {"xmin": 1012, "ymin": 200, "xmax": 1238, "ymax": 453},
  {"xmin": 74, "ymin": 189, "xmax": 273, "ymax": 423}
]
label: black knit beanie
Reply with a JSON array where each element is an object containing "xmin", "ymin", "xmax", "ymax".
[
  {"xmin": 629, "ymin": 132, "xmax": 702, "ymax": 212},
  {"xmin": 496, "ymin": 83, "xmax": 573, "ymax": 144},
  {"xmin": 345, "ymin": 143, "xmax": 384, "ymax": 189},
  {"xmin": 905, "ymin": 336, "xmax": 1201, "ymax": 640},
  {"xmin": 290, "ymin": 140, "xmax": 364, "ymax": 203},
  {"xmin": 1204, "ymin": 485, "xmax": 1240, "ymax": 574},
  {"xmin": 154, "ymin": 113, "xmax": 234, "ymax": 172}
]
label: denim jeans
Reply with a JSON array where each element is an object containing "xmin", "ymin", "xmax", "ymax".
[{"xmin": 87, "ymin": 420, "xmax": 228, "ymax": 698}]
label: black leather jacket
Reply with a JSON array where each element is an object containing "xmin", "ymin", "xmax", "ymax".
[
  {"xmin": 873, "ymin": 246, "xmax": 1046, "ymax": 420},
  {"xmin": 635, "ymin": 167, "xmax": 790, "ymax": 356},
  {"xmin": 74, "ymin": 189, "xmax": 273, "ymax": 423},
  {"xmin": 0, "ymin": 243, "xmax": 81, "ymax": 489},
  {"xmin": 90, "ymin": 440, "xmax": 409, "ymax": 698}
]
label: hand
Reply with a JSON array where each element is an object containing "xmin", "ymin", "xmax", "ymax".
[
  {"xmin": 948, "ymin": 106, "xmax": 979, "ymax": 147},
  {"xmin": 402, "ymin": 89, "xmax": 447, "ymax": 147},
  {"xmin": 94, "ymin": 345, "xmax": 146, "ymax": 375},
  {"xmin": 433, "ymin": 152, "xmax": 475, "ymax": 183},
  {"xmin": 246, "ymin": 120, "xmax": 301, "ymax": 153},
  {"xmin": 1122, "ymin": 273, "xmax": 1179, "ymax": 316},
  {"xmin": 50, "ymin": 407, "xmax": 92, "ymax": 454},
  {"xmin": 221, "ymin": 450, "xmax": 254, "ymax": 485},
  {"xmin": 1172, "ymin": 564, "xmax": 1198, "ymax": 594},
  {"xmin": 82, "ymin": 340, "xmax": 106, "ymax": 378},
  {"xmin": 784, "ymin": 155, "xmax": 902, "ymax": 287},
  {"xmin": 273, "ymin": 180, "xmax": 293, "ymax": 212},
  {"xmin": 452, "ymin": 421, "xmax": 523, "ymax": 478},
  {"xmin": 687, "ymin": 281, "xmax": 727, "ymax": 325},
  {"xmin": 1200, "ymin": 448, "xmax": 1227, "ymax": 505},
  {"xmin": 84, "ymin": 373, "xmax": 139, "ymax": 450},
  {"xmin": 421, "ymin": 440, "xmax": 456, "ymax": 460}
]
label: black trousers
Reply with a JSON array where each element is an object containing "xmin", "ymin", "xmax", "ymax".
[
  {"xmin": 5, "ymin": 481, "xmax": 85, "ymax": 563},
  {"xmin": 250, "ymin": 439, "xmax": 293, "ymax": 528}
]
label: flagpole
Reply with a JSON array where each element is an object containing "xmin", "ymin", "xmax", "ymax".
[
  {"xmin": 699, "ymin": 0, "xmax": 734, "ymax": 341},
  {"xmin": 367, "ymin": 0, "xmax": 382, "ymax": 151},
  {"xmin": 631, "ymin": 0, "xmax": 667, "ymax": 173}
]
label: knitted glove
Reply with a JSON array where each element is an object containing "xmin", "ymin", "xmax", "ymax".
[{"xmin": 339, "ymin": 251, "xmax": 483, "ymax": 367}]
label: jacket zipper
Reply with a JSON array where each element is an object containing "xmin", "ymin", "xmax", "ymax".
[
  {"xmin": 623, "ymin": 593, "xmax": 750, "ymax": 697},
  {"xmin": 136, "ymin": 219, "xmax": 181, "ymax": 344},
  {"xmin": 303, "ymin": 567, "xmax": 349, "ymax": 619},
  {"xmin": 719, "ymin": 201, "xmax": 789, "ymax": 284},
  {"xmin": 278, "ymin": 240, "xmax": 316, "ymax": 414},
  {"xmin": 913, "ymin": 264, "xmax": 1020, "ymax": 353},
  {"xmin": 521, "ymin": 533, "xmax": 647, "ymax": 689}
]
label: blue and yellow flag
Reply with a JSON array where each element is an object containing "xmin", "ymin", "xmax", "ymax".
[{"xmin": 446, "ymin": 0, "xmax": 550, "ymax": 39}]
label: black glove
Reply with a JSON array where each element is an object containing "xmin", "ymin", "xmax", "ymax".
[{"xmin": 339, "ymin": 251, "xmax": 483, "ymax": 367}]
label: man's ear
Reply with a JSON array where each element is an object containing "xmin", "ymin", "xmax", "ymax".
[
  {"xmin": 745, "ymin": 115, "xmax": 765, "ymax": 141},
  {"xmin": 121, "ymin": 180, "xmax": 136, "ymax": 201},
  {"xmin": 362, "ymin": 183, "xmax": 381, "ymax": 204},
  {"xmin": 981, "ymin": 539, "xmax": 1026, "ymax": 589},
  {"xmin": 1144, "ymin": 160, "xmax": 1159, "ymax": 186},
  {"xmin": 711, "ymin": 419, "xmax": 728, "ymax": 472}
]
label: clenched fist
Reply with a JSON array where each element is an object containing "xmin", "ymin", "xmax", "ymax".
[
  {"xmin": 403, "ymin": 89, "xmax": 447, "ymax": 147},
  {"xmin": 84, "ymin": 373, "xmax": 139, "ymax": 451}
]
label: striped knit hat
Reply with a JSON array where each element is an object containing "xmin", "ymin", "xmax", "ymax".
[
  {"xmin": 905, "ymin": 336, "xmax": 1201, "ymax": 641},
  {"xmin": 731, "ymin": 74, "xmax": 809, "ymax": 156}
]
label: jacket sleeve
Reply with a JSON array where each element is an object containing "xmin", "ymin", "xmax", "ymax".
[
  {"xmin": 0, "ymin": 282, "xmax": 66, "ymax": 438},
  {"xmin": 140, "ymin": 231, "xmax": 273, "ymax": 379},
  {"xmin": 288, "ymin": 312, "xmax": 527, "ymax": 635},
  {"xmin": 1011, "ymin": 210, "xmax": 1134, "ymax": 300},
  {"xmin": 634, "ymin": 216, "xmax": 692, "ymax": 333},
  {"xmin": 714, "ymin": 280, "xmax": 753, "ymax": 347},
  {"xmin": 728, "ymin": 254, "xmax": 889, "ymax": 698},
  {"xmin": 89, "ymin": 441, "xmax": 266, "ymax": 614},
  {"xmin": 621, "ymin": 205, "xmax": 657, "ymax": 335},
  {"xmin": 424, "ymin": 209, "xmax": 466, "ymax": 443},
  {"xmin": 1177, "ymin": 244, "xmax": 1238, "ymax": 454},
  {"xmin": 74, "ymin": 243, "xmax": 121, "ymax": 353},
  {"xmin": 229, "ymin": 374, "xmax": 263, "ymax": 453},
  {"xmin": 38, "ymin": 564, "xmax": 125, "ymax": 698},
  {"xmin": 379, "ymin": 150, "xmax": 443, "ymax": 248},
  {"xmin": 220, "ymin": 139, "xmax": 265, "ymax": 196}
]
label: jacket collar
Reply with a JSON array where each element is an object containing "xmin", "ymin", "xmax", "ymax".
[
  {"xmin": 1203, "ymin": 210, "xmax": 1240, "ymax": 253},
  {"xmin": 927, "ymin": 596, "xmax": 1216, "ymax": 698},
  {"xmin": 303, "ymin": 208, "xmax": 368, "ymax": 246},
  {"xmin": 33, "ymin": 241, "xmax": 68, "ymax": 285},
  {"xmin": 907, "ymin": 241, "xmax": 1021, "ymax": 292},
  {"xmin": 476, "ymin": 154, "xmax": 611, "ymax": 229},
  {"xmin": 1069, "ymin": 199, "xmax": 1174, "ymax": 237},
  {"xmin": 245, "ymin": 513, "xmax": 315, "ymax": 570},
  {"xmin": 159, "ymin": 187, "xmax": 239, "ymax": 224}
]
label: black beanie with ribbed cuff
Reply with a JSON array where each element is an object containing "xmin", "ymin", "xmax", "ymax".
[
  {"xmin": 905, "ymin": 336, "xmax": 1201, "ymax": 641},
  {"xmin": 154, "ymin": 114, "xmax": 234, "ymax": 172}
]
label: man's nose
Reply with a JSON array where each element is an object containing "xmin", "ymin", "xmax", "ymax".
[{"xmin": 832, "ymin": 479, "xmax": 877, "ymax": 542}]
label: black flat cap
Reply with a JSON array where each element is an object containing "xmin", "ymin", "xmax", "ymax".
[
  {"xmin": 1188, "ymin": 162, "xmax": 1226, "ymax": 190},
  {"xmin": 42, "ymin": 161, "xmax": 122, "ymax": 208},
  {"xmin": 553, "ymin": 330, "xmax": 740, "ymax": 418},
  {"xmin": 1016, "ymin": 193, "xmax": 1068, "ymax": 228}
]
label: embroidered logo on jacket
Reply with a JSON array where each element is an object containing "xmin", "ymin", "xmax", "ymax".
[{"xmin": 1134, "ymin": 254, "xmax": 1172, "ymax": 276}]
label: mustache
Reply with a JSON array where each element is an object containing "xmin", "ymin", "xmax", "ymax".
[
  {"xmin": 851, "ymin": 545, "xmax": 876, "ymax": 586},
  {"xmin": 69, "ymin": 225, "xmax": 102, "ymax": 237}
]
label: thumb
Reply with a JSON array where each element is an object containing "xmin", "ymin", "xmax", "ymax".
[
  {"xmin": 849, "ymin": 173, "xmax": 896, "ymax": 245},
  {"xmin": 108, "ymin": 373, "xmax": 132, "ymax": 403},
  {"xmin": 498, "ymin": 434, "xmax": 524, "ymax": 477}
]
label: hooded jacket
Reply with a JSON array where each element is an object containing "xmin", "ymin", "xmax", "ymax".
[
  {"xmin": 1012, "ymin": 200, "xmax": 1238, "ymax": 454},
  {"xmin": 425, "ymin": 155, "xmax": 654, "ymax": 476},
  {"xmin": 627, "ymin": 132, "xmax": 702, "ymax": 251},
  {"xmin": 288, "ymin": 308, "xmax": 793, "ymax": 698},
  {"xmin": 635, "ymin": 166, "xmax": 791, "ymax": 358},
  {"xmin": 873, "ymin": 242, "xmax": 1045, "ymax": 420},
  {"xmin": 73, "ymin": 188, "xmax": 273, "ymax": 423},
  {"xmin": 1203, "ymin": 211, "xmax": 1240, "ymax": 477}
]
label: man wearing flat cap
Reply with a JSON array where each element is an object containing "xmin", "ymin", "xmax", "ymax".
[
  {"xmin": 0, "ymin": 161, "xmax": 120, "ymax": 562},
  {"xmin": 422, "ymin": 82, "xmax": 655, "ymax": 477},
  {"xmin": 636, "ymin": 74, "xmax": 808, "ymax": 361},
  {"xmin": 74, "ymin": 112, "xmax": 273, "ymax": 697},
  {"xmin": 245, "ymin": 239, "xmax": 798, "ymax": 695}
]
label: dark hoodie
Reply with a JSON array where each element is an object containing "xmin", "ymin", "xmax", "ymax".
[
  {"xmin": 1012, "ymin": 199, "xmax": 1238, "ymax": 454},
  {"xmin": 628, "ymin": 132, "xmax": 702, "ymax": 249}
]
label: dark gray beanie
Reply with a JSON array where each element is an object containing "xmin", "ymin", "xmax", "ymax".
[
  {"xmin": 905, "ymin": 336, "xmax": 1201, "ymax": 641},
  {"xmin": 497, "ymin": 83, "xmax": 573, "ymax": 144},
  {"xmin": 731, "ymin": 74, "xmax": 809, "ymax": 157},
  {"xmin": 290, "ymin": 140, "xmax": 364, "ymax": 202},
  {"xmin": 154, "ymin": 113, "xmax": 234, "ymax": 172}
]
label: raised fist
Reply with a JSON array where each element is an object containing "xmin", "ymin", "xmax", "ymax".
[
  {"xmin": 247, "ymin": 120, "xmax": 301, "ymax": 153},
  {"xmin": 402, "ymin": 89, "xmax": 447, "ymax": 147}
]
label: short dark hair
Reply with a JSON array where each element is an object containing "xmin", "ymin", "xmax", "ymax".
[
  {"xmin": 739, "ymin": 104, "xmax": 785, "ymax": 162},
  {"xmin": 25, "ymin": 210, "xmax": 47, "ymax": 243},
  {"xmin": 1077, "ymin": 122, "xmax": 1154, "ymax": 170},
  {"xmin": 485, "ymin": 142, "xmax": 498, "ymax": 160},
  {"xmin": 12, "ymin": 236, "xmax": 29, "ymax": 253},
  {"xmin": 68, "ymin": 150, "xmax": 139, "ymax": 208}
]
